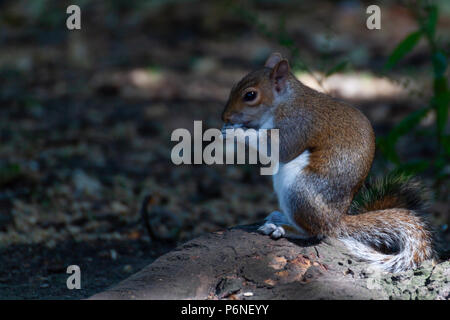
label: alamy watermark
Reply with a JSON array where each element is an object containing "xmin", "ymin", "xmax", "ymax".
[
  {"xmin": 66, "ymin": 5, "xmax": 81, "ymax": 30},
  {"xmin": 366, "ymin": 5, "xmax": 381, "ymax": 30},
  {"xmin": 66, "ymin": 4, "xmax": 380, "ymax": 31},
  {"xmin": 170, "ymin": 121, "xmax": 279, "ymax": 175},
  {"xmin": 66, "ymin": 265, "xmax": 81, "ymax": 289}
]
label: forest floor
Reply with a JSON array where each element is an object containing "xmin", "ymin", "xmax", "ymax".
[{"xmin": 0, "ymin": 1, "xmax": 448, "ymax": 299}]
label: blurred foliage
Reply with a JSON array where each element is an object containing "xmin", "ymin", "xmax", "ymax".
[
  {"xmin": 229, "ymin": 0, "xmax": 448, "ymax": 184},
  {"xmin": 1, "ymin": 0, "xmax": 447, "ymax": 184},
  {"xmin": 0, "ymin": 163, "xmax": 22, "ymax": 187},
  {"xmin": 225, "ymin": 0, "xmax": 349, "ymax": 91},
  {"xmin": 378, "ymin": 1, "xmax": 449, "ymax": 182}
]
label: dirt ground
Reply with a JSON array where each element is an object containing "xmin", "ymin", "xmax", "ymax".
[
  {"xmin": 0, "ymin": 239, "xmax": 173, "ymax": 299},
  {"xmin": 0, "ymin": 1, "xmax": 448, "ymax": 299}
]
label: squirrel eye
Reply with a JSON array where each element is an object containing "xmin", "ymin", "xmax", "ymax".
[{"xmin": 243, "ymin": 91, "xmax": 257, "ymax": 102}]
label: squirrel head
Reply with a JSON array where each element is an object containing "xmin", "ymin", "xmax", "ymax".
[{"xmin": 221, "ymin": 52, "xmax": 293, "ymax": 129}]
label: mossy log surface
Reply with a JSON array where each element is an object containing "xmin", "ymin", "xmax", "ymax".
[{"xmin": 90, "ymin": 224, "xmax": 449, "ymax": 300}]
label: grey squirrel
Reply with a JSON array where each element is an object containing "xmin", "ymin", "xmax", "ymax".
[{"xmin": 221, "ymin": 52, "xmax": 435, "ymax": 272}]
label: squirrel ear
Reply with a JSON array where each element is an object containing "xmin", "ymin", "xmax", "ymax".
[
  {"xmin": 270, "ymin": 59, "xmax": 290, "ymax": 92},
  {"xmin": 264, "ymin": 52, "xmax": 283, "ymax": 68}
]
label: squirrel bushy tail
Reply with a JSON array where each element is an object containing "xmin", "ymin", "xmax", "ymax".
[{"xmin": 338, "ymin": 174, "xmax": 435, "ymax": 272}]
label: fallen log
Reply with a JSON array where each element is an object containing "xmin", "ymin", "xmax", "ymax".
[{"xmin": 90, "ymin": 224, "xmax": 449, "ymax": 300}]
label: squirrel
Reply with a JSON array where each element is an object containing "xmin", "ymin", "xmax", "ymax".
[{"xmin": 221, "ymin": 52, "xmax": 435, "ymax": 273}]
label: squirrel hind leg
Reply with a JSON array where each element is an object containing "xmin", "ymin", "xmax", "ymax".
[
  {"xmin": 258, "ymin": 222, "xmax": 286, "ymax": 239},
  {"xmin": 258, "ymin": 211, "xmax": 311, "ymax": 239}
]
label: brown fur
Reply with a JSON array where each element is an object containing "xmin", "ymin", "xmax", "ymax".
[
  {"xmin": 361, "ymin": 195, "xmax": 404, "ymax": 212},
  {"xmin": 222, "ymin": 68, "xmax": 274, "ymax": 125},
  {"xmin": 341, "ymin": 209, "xmax": 433, "ymax": 263},
  {"xmin": 222, "ymin": 53, "xmax": 435, "ymax": 270}
]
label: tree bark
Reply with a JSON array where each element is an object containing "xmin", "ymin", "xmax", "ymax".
[{"xmin": 90, "ymin": 224, "xmax": 449, "ymax": 300}]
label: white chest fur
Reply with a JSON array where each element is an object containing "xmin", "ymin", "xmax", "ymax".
[{"xmin": 272, "ymin": 150, "xmax": 310, "ymax": 218}]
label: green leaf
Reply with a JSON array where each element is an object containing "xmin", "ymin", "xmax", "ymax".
[
  {"xmin": 387, "ymin": 107, "xmax": 431, "ymax": 141},
  {"xmin": 378, "ymin": 107, "xmax": 430, "ymax": 164},
  {"xmin": 423, "ymin": 5, "xmax": 438, "ymax": 37},
  {"xmin": 442, "ymin": 135, "xmax": 450, "ymax": 156},
  {"xmin": 435, "ymin": 153, "xmax": 448, "ymax": 170},
  {"xmin": 432, "ymin": 51, "xmax": 448, "ymax": 78},
  {"xmin": 325, "ymin": 61, "xmax": 348, "ymax": 77},
  {"xmin": 384, "ymin": 31, "xmax": 422, "ymax": 70},
  {"xmin": 432, "ymin": 89, "xmax": 450, "ymax": 137},
  {"xmin": 376, "ymin": 136, "xmax": 400, "ymax": 164},
  {"xmin": 0, "ymin": 163, "xmax": 22, "ymax": 186},
  {"xmin": 394, "ymin": 160, "xmax": 430, "ymax": 175},
  {"xmin": 433, "ymin": 76, "xmax": 448, "ymax": 94}
]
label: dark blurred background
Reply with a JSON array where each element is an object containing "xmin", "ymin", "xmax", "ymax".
[{"xmin": 0, "ymin": 0, "xmax": 448, "ymax": 299}]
